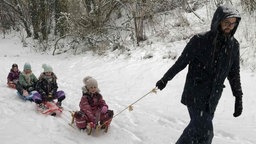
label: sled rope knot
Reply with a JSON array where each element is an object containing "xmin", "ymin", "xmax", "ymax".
[{"xmin": 113, "ymin": 87, "xmax": 157, "ymax": 118}]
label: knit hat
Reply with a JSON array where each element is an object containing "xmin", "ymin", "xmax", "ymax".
[
  {"xmin": 82, "ymin": 76, "xmax": 100, "ymax": 92},
  {"xmin": 23, "ymin": 63, "xmax": 31, "ymax": 71},
  {"xmin": 42, "ymin": 64, "xmax": 53, "ymax": 73}
]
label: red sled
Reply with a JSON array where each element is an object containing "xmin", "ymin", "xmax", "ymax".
[
  {"xmin": 37, "ymin": 101, "xmax": 63, "ymax": 116},
  {"xmin": 7, "ymin": 83, "xmax": 16, "ymax": 89}
]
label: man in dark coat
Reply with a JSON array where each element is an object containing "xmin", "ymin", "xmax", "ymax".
[{"xmin": 156, "ymin": 4, "xmax": 243, "ymax": 144}]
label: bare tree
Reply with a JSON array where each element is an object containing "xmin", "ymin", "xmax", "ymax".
[
  {"xmin": 29, "ymin": 0, "xmax": 53, "ymax": 40},
  {"xmin": 2, "ymin": 0, "xmax": 32, "ymax": 37},
  {"xmin": 39, "ymin": 0, "xmax": 48, "ymax": 40},
  {"xmin": 241, "ymin": 0, "xmax": 256, "ymax": 14},
  {"xmin": 133, "ymin": 0, "xmax": 147, "ymax": 46},
  {"xmin": 29, "ymin": 0, "xmax": 40, "ymax": 39},
  {"xmin": 67, "ymin": 0, "xmax": 121, "ymax": 37},
  {"xmin": 0, "ymin": 0, "xmax": 16, "ymax": 37},
  {"xmin": 55, "ymin": 0, "xmax": 68, "ymax": 37}
]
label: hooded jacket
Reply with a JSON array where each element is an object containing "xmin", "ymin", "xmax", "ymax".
[
  {"xmin": 16, "ymin": 71, "xmax": 38, "ymax": 95},
  {"xmin": 36, "ymin": 72, "xmax": 58, "ymax": 98},
  {"xmin": 162, "ymin": 4, "xmax": 243, "ymax": 113},
  {"xmin": 79, "ymin": 92, "xmax": 108, "ymax": 123},
  {"xmin": 7, "ymin": 69, "xmax": 20, "ymax": 83}
]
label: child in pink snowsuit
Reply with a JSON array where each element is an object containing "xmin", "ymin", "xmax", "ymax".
[{"xmin": 75, "ymin": 76, "xmax": 113, "ymax": 129}]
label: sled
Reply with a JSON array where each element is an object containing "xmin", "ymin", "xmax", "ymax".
[
  {"xmin": 7, "ymin": 83, "xmax": 16, "ymax": 89},
  {"xmin": 37, "ymin": 101, "xmax": 63, "ymax": 116},
  {"xmin": 86, "ymin": 121, "xmax": 110, "ymax": 135},
  {"xmin": 68, "ymin": 111, "xmax": 110, "ymax": 135}
]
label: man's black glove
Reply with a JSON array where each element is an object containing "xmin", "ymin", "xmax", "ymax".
[
  {"xmin": 233, "ymin": 96, "xmax": 243, "ymax": 117},
  {"xmin": 156, "ymin": 78, "xmax": 168, "ymax": 90}
]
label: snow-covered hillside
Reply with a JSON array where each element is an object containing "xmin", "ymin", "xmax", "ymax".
[{"xmin": 0, "ymin": 31, "xmax": 256, "ymax": 144}]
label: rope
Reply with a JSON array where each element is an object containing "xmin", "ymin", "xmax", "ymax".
[
  {"xmin": 95, "ymin": 87, "xmax": 157, "ymax": 129},
  {"xmin": 113, "ymin": 87, "xmax": 157, "ymax": 119}
]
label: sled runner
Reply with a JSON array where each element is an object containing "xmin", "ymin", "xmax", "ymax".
[
  {"xmin": 68, "ymin": 111, "xmax": 110, "ymax": 135},
  {"xmin": 37, "ymin": 101, "xmax": 63, "ymax": 116},
  {"xmin": 86, "ymin": 121, "xmax": 110, "ymax": 135}
]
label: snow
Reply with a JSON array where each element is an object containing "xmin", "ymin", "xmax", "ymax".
[
  {"xmin": 1, "ymin": 2, "xmax": 256, "ymax": 142},
  {"xmin": 0, "ymin": 31, "xmax": 255, "ymax": 144}
]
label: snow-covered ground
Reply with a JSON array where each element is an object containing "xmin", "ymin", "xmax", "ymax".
[{"xmin": 0, "ymin": 31, "xmax": 255, "ymax": 144}]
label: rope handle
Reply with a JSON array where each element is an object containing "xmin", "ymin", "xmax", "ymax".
[{"xmin": 113, "ymin": 87, "xmax": 158, "ymax": 118}]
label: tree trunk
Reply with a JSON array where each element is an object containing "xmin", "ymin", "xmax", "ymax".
[
  {"xmin": 29, "ymin": 0, "xmax": 40, "ymax": 39},
  {"xmin": 84, "ymin": 0, "xmax": 94, "ymax": 14},
  {"xmin": 134, "ymin": 0, "xmax": 146, "ymax": 46},
  {"xmin": 40, "ymin": 0, "xmax": 48, "ymax": 40},
  {"xmin": 55, "ymin": 0, "xmax": 68, "ymax": 36}
]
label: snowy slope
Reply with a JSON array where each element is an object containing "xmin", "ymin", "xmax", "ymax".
[{"xmin": 0, "ymin": 34, "xmax": 256, "ymax": 144}]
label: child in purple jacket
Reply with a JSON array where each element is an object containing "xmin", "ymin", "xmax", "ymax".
[{"xmin": 7, "ymin": 64, "xmax": 20, "ymax": 88}]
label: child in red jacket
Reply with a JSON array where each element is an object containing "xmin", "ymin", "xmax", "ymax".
[{"xmin": 75, "ymin": 76, "xmax": 113, "ymax": 130}]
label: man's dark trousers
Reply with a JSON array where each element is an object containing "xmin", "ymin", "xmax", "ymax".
[{"xmin": 176, "ymin": 106, "xmax": 214, "ymax": 144}]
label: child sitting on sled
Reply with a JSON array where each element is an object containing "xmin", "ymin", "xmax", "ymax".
[
  {"xmin": 16, "ymin": 63, "xmax": 38, "ymax": 99},
  {"xmin": 32, "ymin": 64, "xmax": 66, "ymax": 109},
  {"xmin": 74, "ymin": 76, "xmax": 114, "ymax": 130},
  {"xmin": 7, "ymin": 63, "xmax": 20, "ymax": 89}
]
